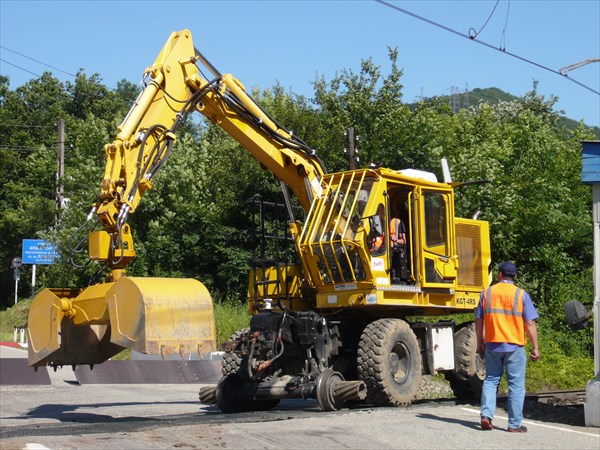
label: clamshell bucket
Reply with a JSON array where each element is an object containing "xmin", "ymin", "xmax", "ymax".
[{"xmin": 28, "ymin": 277, "xmax": 216, "ymax": 367}]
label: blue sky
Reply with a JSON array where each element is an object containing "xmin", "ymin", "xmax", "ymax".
[{"xmin": 1, "ymin": 0, "xmax": 599, "ymax": 128}]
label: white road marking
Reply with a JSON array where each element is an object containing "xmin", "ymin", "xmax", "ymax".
[{"xmin": 461, "ymin": 407, "xmax": 600, "ymax": 438}]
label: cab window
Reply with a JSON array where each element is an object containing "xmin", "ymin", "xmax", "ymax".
[{"xmin": 424, "ymin": 192, "xmax": 447, "ymax": 248}]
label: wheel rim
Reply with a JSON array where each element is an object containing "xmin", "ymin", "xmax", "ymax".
[
  {"xmin": 390, "ymin": 341, "xmax": 411, "ymax": 385},
  {"xmin": 317, "ymin": 369, "xmax": 345, "ymax": 411}
]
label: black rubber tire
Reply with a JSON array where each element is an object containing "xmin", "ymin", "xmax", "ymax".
[
  {"xmin": 198, "ymin": 385, "xmax": 217, "ymax": 404},
  {"xmin": 215, "ymin": 373, "xmax": 247, "ymax": 413},
  {"xmin": 444, "ymin": 322, "xmax": 485, "ymax": 399},
  {"xmin": 357, "ymin": 318, "xmax": 422, "ymax": 406},
  {"xmin": 215, "ymin": 373, "xmax": 280, "ymax": 413},
  {"xmin": 221, "ymin": 328, "xmax": 249, "ymax": 376}
]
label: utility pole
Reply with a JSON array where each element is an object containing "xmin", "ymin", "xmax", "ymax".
[
  {"xmin": 346, "ymin": 127, "xmax": 358, "ymax": 170},
  {"xmin": 56, "ymin": 118, "xmax": 65, "ymax": 225}
]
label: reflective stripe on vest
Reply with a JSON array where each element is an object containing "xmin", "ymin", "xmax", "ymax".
[{"xmin": 482, "ymin": 282, "xmax": 526, "ymax": 345}]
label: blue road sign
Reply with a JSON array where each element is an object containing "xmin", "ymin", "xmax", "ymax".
[{"xmin": 21, "ymin": 239, "xmax": 59, "ymax": 265}]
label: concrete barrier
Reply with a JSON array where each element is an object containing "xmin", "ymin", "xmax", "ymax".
[
  {"xmin": 0, "ymin": 358, "xmax": 51, "ymax": 385},
  {"xmin": 74, "ymin": 360, "xmax": 222, "ymax": 384}
]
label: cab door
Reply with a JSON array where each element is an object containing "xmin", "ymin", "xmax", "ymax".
[{"xmin": 418, "ymin": 189, "xmax": 457, "ymax": 289}]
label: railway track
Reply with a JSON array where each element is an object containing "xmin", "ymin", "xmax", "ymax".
[{"xmin": 526, "ymin": 389, "xmax": 586, "ymax": 404}]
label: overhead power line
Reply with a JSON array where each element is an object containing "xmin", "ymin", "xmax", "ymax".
[
  {"xmin": 1, "ymin": 45, "xmax": 76, "ymax": 77},
  {"xmin": 0, "ymin": 58, "xmax": 40, "ymax": 77},
  {"xmin": 468, "ymin": 0, "xmax": 500, "ymax": 40},
  {"xmin": 0, "ymin": 145, "xmax": 44, "ymax": 153},
  {"xmin": 0, "ymin": 123, "xmax": 56, "ymax": 129},
  {"xmin": 499, "ymin": 0, "xmax": 511, "ymax": 51},
  {"xmin": 374, "ymin": 0, "xmax": 600, "ymax": 96}
]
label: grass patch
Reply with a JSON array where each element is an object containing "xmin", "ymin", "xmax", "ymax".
[
  {"xmin": 214, "ymin": 299, "xmax": 250, "ymax": 348},
  {"xmin": 493, "ymin": 344, "xmax": 594, "ymax": 393},
  {"xmin": 524, "ymin": 353, "xmax": 594, "ymax": 392},
  {"xmin": 0, "ymin": 299, "xmax": 32, "ymax": 341}
]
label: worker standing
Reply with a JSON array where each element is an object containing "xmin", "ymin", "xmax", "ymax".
[{"xmin": 475, "ymin": 261, "xmax": 540, "ymax": 432}]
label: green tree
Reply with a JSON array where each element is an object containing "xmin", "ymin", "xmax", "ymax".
[{"xmin": 312, "ymin": 48, "xmax": 410, "ymax": 171}]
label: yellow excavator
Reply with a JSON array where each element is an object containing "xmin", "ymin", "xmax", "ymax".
[{"xmin": 28, "ymin": 29, "xmax": 492, "ymax": 412}]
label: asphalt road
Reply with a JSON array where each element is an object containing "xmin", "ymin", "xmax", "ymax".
[{"xmin": 1, "ymin": 344, "xmax": 599, "ymax": 450}]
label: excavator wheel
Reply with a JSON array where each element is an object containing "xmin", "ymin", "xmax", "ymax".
[
  {"xmin": 357, "ymin": 318, "xmax": 422, "ymax": 406},
  {"xmin": 221, "ymin": 328, "xmax": 249, "ymax": 376},
  {"xmin": 215, "ymin": 373, "xmax": 248, "ymax": 413},
  {"xmin": 444, "ymin": 322, "xmax": 485, "ymax": 399},
  {"xmin": 215, "ymin": 373, "xmax": 280, "ymax": 413},
  {"xmin": 198, "ymin": 385, "xmax": 217, "ymax": 404}
]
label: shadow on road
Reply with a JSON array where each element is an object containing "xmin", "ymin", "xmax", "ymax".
[
  {"xmin": 8, "ymin": 400, "xmax": 199, "ymax": 423},
  {"xmin": 416, "ymin": 412, "xmax": 480, "ymax": 430}
]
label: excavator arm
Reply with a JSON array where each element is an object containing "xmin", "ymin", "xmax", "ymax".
[
  {"xmin": 95, "ymin": 29, "xmax": 324, "ymax": 278},
  {"xmin": 28, "ymin": 29, "xmax": 325, "ymax": 368}
]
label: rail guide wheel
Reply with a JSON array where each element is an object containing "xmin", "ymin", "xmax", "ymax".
[{"xmin": 316, "ymin": 368, "xmax": 347, "ymax": 411}]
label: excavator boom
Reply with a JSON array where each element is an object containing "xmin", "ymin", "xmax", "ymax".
[{"xmin": 28, "ymin": 29, "xmax": 325, "ymax": 367}]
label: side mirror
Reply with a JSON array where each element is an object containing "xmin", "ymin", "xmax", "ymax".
[
  {"xmin": 564, "ymin": 300, "xmax": 592, "ymax": 330},
  {"xmin": 370, "ymin": 215, "xmax": 384, "ymax": 236}
]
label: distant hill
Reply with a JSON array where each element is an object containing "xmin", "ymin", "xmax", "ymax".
[{"xmin": 419, "ymin": 87, "xmax": 600, "ymax": 139}]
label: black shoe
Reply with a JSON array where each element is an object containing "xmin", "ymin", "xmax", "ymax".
[
  {"xmin": 480, "ymin": 416, "xmax": 493, "ymax": 430},
  {"xmin": 507, "ymin": 425, "xmax": 527, "ymax": 433}
]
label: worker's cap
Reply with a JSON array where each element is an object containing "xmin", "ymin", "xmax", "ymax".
[{"xmin": 498, "ymin": 261, "xmax": 517, "ymax": 277}]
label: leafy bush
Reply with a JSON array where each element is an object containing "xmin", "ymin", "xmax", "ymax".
[
  {"xmin": 524, "ymin": 353, "xmax": 594, "ymax": 392},
  {"xmin": 0, "ymin": 298, "xmax": 32, "ymax": 341}
]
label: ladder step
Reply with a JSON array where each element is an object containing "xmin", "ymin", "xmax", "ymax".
[{"xmin": 254, "ymin": 280, "xmax": 279, "ymax": 286}]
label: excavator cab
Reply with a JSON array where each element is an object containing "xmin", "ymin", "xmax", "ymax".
[{"xmin": 249, "ymin": 167, "xmax": 490, "ymax": 314}]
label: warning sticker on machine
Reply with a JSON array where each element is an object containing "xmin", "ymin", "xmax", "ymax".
[
  {"xmin": 334, "ymin": 283, "xmax": 357, "ymax": 291},
  {"xmin": 371, "ymin": 258, "xmax": 384, "ymax": 271}
]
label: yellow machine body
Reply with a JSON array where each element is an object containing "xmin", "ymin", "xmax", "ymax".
[
  {"xmin": 28, "ymin": 28, "xmax": 492, "ymax": 397},
  {"xmin": 248, "ymin": 168, "xmax": 492, "ymax": 317}
]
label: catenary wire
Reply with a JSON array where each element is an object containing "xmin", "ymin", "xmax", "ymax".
[
  {"xmin": 0, "ymin": 123, "xmax": 56, "ymax": 129},
  {"xmin": 1, "ymin": 46, "xmax": 76, "ymax": 77},
  {"xmin": 374, "ymin": 0, "xmax": 600, "ymax": 96},
  {"xmin": 500, "ymin": 0, "xmax": 511, "ymax": 51},
  {"xmin": 468, "ymin": 0, "xmax": 500, "ymax": 39},
  {"xmin": 0, "ymin": 58, "xmax": 40, "ymax": 77}
]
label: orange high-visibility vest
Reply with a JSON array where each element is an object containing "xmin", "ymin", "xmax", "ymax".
[
  {"xmin": 390, "ymin": 218, "xmax": 406, "ymax": 247},
  {"xmin": 371, "ymin": 235, "xmax": 384, "ymax": 252},
  {"xmin": 482, "ymin": 282, "xmax": 526, "ymax": 346}
]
